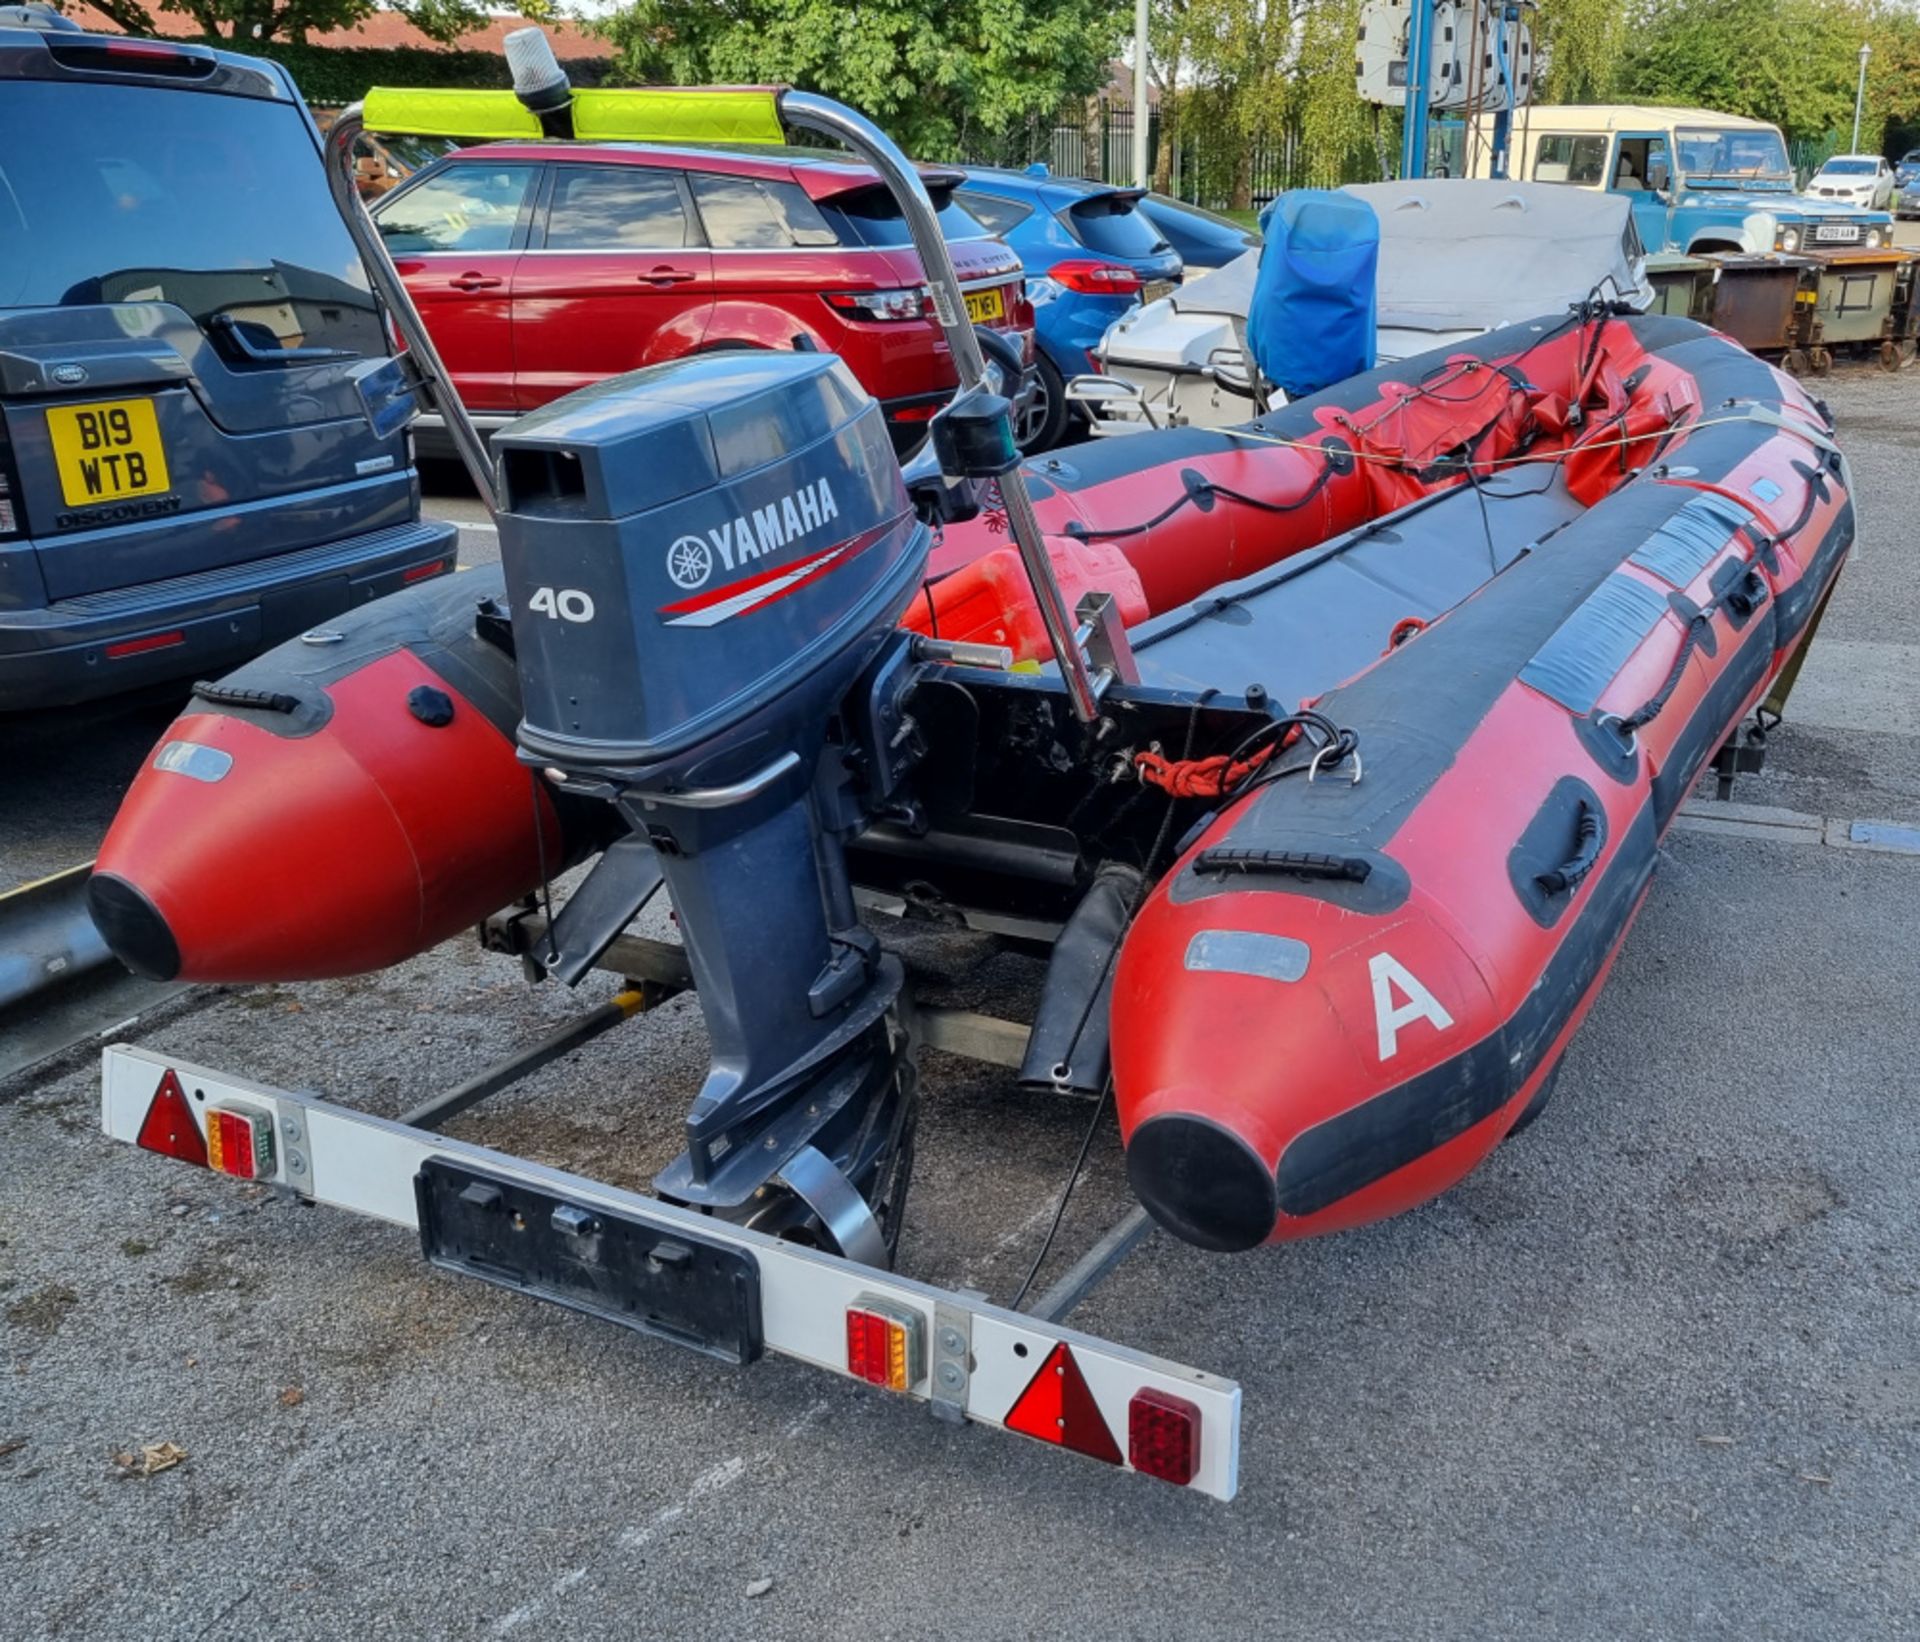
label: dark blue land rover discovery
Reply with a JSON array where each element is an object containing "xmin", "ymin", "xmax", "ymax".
[{"xmin": 0, "ymin": 22, "xmax": 457, "ymax": 710}]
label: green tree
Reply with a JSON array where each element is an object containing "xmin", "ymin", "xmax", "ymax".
[
  {"xmin": 1152, "ymin": 0, "xmax": 1385, "ymax": 203},
  {"xmin": 597, "ymin": 0, "xmax": 1127, "ymax": 157},
  {"xmin": 1533, "ymin": 0, "xmax": 1631, "ymax": 103},
  {"xmin": 1295, "ymin": 0, "xmax": 1374, "ymax": 184},
  {"xmin": 1616, "ymin": 0, "xmax": 1866, "ymax": 142},
  {"xmin": 1865, "ymin": 3, "xmax": 1920, "ymax": 152},
  {"xmin": 1169, "ymin": 0, "xmax": 1298, "ymax": 205}
]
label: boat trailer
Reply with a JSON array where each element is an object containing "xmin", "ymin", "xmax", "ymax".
[
  {"xmin": 91, "ymin": 45, "xmax": 1243, "ymax": 1498},
  {"xmin": 78, "ymin": 35, "xmax": 1847, "ymax": 1503}
]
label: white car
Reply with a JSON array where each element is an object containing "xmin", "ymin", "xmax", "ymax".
[{"xmin": 1808, "ymin": 154, "xmax": 1896, "ymax": 212}]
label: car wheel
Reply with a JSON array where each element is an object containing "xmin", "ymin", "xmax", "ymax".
[{"xmin": 1015, "ymin": 354, "xmax": 1069, "ymax": 454}]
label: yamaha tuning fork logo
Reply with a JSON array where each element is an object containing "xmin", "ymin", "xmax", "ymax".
[{"xmin": 667, "ymin": 535, "xmax": 714, "ymax": 590}]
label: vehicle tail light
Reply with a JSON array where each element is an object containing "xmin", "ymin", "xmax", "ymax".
[
  {"xmin": 105, "ymin": 631, "xmax": 186, "ymax": 661},
  {"xmin": 1128, "ymin": 1388, "xmax": 1201, "ymax": 1485},
  {"xmin": 206, "ymin": 1106, "xmax": 276, "ymax": 1180},
  {"xmin": 824, "ymin": 288, "xmax": 932, "ymax": 323},
  {"xmin": 47, "ymin": 38, "xmax": 216, "ymax": 79},
  {"xmin": 136, "ymin": 1068, "xmax": 208, "ymax": 1168},
  {"xmin": 845, "ymin": 1297, "xmax": 923, "ymax": 1391},
  {"xmin": 0, "ymin": 417, "xmax": 19, "ymax": 540},
  {"xmin": 403, "ymin": 558, "xmax": 452, "ymax": 585},
  {"xmin": 1049, "ymin": 260, "xmax": 1145, "ymax": 297}
]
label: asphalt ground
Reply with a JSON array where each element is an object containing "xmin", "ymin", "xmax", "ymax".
[{"xmin": 2, "ymin": 363, "xmax": 1918, "ymax": 1641}]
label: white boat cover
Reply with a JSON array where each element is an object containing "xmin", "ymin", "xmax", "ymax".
[{"xmin": 1169, "ymin": 180, "xmax": 1649, "ymax": 333}]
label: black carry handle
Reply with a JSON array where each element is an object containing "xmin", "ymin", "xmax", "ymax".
[{"xmin": 1534, "ymin": 802, "xmax": 1603, "ymax": 896}]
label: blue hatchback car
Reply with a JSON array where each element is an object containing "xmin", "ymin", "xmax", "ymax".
[{"xmin": 956, "ymin": 167, "xmax": 1182, "ymax": 449}]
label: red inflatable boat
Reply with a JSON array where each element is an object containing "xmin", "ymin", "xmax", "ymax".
[
  {"xmin": 1103, "ymin": 321, "xmax": 1849, "ymax": 1248},
  {"xmin": 89, "ymin": 310, "xmax": 1851, "ymax": 1250}
]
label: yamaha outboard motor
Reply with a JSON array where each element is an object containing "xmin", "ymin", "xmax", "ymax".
[{"xmin": 494, "ymin": 351, "xmax": 929, "ymax": 1262}]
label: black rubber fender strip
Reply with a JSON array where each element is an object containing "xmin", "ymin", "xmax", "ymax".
[
  {"xmin": 1018, "ymin": 861, "xmax": 1141, "ymax": 1095},
  {"xmin": 1193, "ymin": 847, "xmax": 1372, "ymax": 882},
  {"xmin": 191, "ymin": 680, "xmax": 299, "ymax": 714}
]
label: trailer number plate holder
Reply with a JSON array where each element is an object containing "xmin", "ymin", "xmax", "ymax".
[{"xmin": 414, "ymin": 1160, "xmax": 764, "ymax": 1365}]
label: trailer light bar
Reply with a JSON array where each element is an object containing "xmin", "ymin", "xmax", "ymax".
[
  {"xmin": 1127, "ymin": 1388, "xmax": 1202, "ymax": 1486},
  {"xmin": 101, "ymin": 1049, "xmax": 1244, "ymax": 1499},
  {"xmin": 845, "ymin": 1296, "xmax": 923, "ymax": 1392},
  {"xmin": 205, "ymin": 1105, "xmax": 275, "ymax": 1181}
]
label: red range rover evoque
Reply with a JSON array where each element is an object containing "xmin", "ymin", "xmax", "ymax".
[{"xmin": 371, "ymin": 141, "xmax": 1034, "ymax": 457}]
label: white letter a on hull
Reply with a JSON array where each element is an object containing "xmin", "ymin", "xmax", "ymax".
[{"xmin": 1369, "ymin": 952, "xmax": 1455, "ymax": 1061}]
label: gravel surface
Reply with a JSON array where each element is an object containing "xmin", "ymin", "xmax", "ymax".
[{"xmin": 2, "ymin": 367, "xmax": 1917, "ymax": 1641}]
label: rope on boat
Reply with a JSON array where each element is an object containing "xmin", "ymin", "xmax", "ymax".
[
  {"xmin": 1134, "ymin": 708, "xmax": 1360, "ymax": 802},
  {"xmin": 1062, "ymin": 455, "xmax": 1347, "ymax": 544},
  {"xmin": 1214, "ymin": 406, "xmax": 1820, "ymax": 472}
]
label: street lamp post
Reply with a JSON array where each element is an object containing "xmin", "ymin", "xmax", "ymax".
[
  {"xmin": 1853, "ymin": 41, "xmax": 1871, "ymax": 153},
  {"xmin": 1133, "ymin": 0, "xmax": 1150, "ymax": 188}
]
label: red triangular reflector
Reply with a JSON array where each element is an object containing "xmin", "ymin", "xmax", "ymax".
[
  {"xmin": 1005, "ymin": 1342, "xmax": 1122, "ymax": 1465},
  {"xmin": 136, "ymin": 1068, "xmax": 207, "ymax": 1167}
]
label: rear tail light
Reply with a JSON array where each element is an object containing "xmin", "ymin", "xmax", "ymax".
[
  {"xmin": 1049, "ymin": 260, "xmax": 1145, "ymax": 297},
  {"xmin": 846, "ymin": 1297, "xmax": 924, "ymax": 1391},
  {"xmin": 0, "ymin": 418, "xmax": 19, "ymax": 539},
  {"xmin": 105, "ymin": 631, "xmax": 187, "ymax": 661},
  {"xmin": 1128, "ymin": 1388, "xmax": 1202, "ymax": 1485},
  {"xmin": 403, "ymin": 559, "xmax": 452, "ymax": 585},
  {"xmin": 47, "ymin": 39, "xmax": 217, "ymax": 79},
  {"xmin": 206, "ymin": 1106, "xmax": 275, "ymax": 1180},
  {"xmin": 824, "ymin": 287, "xmax": 932, "ymax": 323}
]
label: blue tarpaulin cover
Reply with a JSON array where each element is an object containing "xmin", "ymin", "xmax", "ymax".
[{"xmin": 1249, "ymin": 190, "xmax": 1380, "ymax": 398}]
